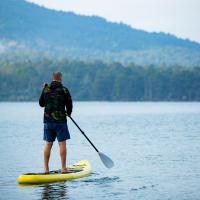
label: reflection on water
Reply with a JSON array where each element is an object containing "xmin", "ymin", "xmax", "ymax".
[{"xmin": 40, "ymin": 183, "xmax": 68, "ymax": 200}]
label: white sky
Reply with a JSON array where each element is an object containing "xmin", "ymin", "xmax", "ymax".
[{"xmin": 27, "ymin": 0, "xmax": 200, "ymax": 43}]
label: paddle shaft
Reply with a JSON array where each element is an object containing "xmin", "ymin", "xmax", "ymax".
[{"xmin": 69, "ymin": 116, "xmax": 99, "ymax": 153}]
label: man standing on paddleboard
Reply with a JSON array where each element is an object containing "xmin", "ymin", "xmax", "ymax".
[{"xmin": 39, "ymin": 72, "xmax": 72, "ymax": 174}]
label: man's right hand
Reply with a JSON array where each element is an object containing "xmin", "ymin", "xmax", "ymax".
[{"xmin": 65, "ymin": 113, "xmax": 71, "ymax": 117}]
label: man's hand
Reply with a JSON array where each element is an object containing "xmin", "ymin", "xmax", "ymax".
[
  {"xmin": 43, "ymin": 83, "xmax": 48, "ymax": 88},
  {"xmin": 65, "ymin": 112, "xmax": 71, "ymax": 117}
]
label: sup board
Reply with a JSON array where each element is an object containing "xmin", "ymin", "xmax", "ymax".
[{"xmin": 18, "ymin": 160, "xmax": 92, "ymax": 184}]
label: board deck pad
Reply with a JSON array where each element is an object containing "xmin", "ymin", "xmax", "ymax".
[
  {"xmin": 18, "ymin": 160, "xmax": 92, "ymax": 184},
  {"xmin": 24, "ymin": 169, "xmax": 83, "ymax": 175}
]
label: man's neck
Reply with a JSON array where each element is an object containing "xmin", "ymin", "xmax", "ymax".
[{"xmin": 52, "ymin": 80, "xmax": 61, "ymax": 82}]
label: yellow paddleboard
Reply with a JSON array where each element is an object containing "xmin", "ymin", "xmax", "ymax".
[{"xmin": 18, "ymin": 160, "xmax": 92, "ymax": 184}]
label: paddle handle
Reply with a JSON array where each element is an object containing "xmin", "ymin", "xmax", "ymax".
[{"xmin": 69, "ymin": 116, "xmax": 99, "ymax": 153}]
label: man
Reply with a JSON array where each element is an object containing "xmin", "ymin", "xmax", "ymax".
[{"xmin": 39, "ymin": 72, "xmax": 72, "ymax": 174}]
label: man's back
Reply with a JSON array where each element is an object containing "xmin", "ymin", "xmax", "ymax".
[{"xmin": 39, "ymin": 81, "xmax": 72, "ymax": 122}]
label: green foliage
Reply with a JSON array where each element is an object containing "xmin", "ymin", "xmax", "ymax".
[{"xmin": 0, "ymin": 60, "xmax": 200, "ymax": 101}]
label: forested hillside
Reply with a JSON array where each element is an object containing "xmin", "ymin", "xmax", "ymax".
[
  {"xmin": 0, "ymin": 0, "xmax": 200, "ymax": 101},
  {"xmin": 0, "ymin": 0, "xmax": 200, "ymax": 66}
]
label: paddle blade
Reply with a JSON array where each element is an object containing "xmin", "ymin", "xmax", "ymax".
[{"xmin": 98, "ymin": 152, "xmax": 114, "ymax": 168}]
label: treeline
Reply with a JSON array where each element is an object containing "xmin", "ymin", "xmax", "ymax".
[{"xmin": 0, "ymin": 59, "xmax": 200, "ymax": 101}]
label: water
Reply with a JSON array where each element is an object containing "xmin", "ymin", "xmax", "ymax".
[{"xmin": 0, "ymin": 102, "xmax": 200, "ymax": 200}]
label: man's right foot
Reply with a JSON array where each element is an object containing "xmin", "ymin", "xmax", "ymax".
[
  {"xmin": 44, "ymin": 168, "xmax": 49, "ymax": 174},
  {"xmin": 61, "ymin": 168, "xmax": 70, "ymax": 174}
]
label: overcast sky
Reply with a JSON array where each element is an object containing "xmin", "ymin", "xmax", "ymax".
[{"xmin": 27, "ymin": 0, "xmax": 200, "ymax": 43}]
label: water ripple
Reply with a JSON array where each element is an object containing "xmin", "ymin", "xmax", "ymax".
[
  {"xmin": 131, "ymin": 184, "xmax": 156, "ymax": 192},
  {"xmin": 80, "ymin": 176, "xmax": 121, "ymax": 184}
]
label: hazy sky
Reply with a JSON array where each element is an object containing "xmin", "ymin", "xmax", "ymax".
[{"xmin": 27, "ymin": 0, "xmax": 200, "ymax": 43}]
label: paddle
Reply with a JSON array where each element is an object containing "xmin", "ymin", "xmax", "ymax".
[{"xmin": 68, "ymin": 116, "xmax": 114, "ymax": 168}]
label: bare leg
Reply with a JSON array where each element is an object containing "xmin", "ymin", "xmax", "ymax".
[
  {"xmin": 44, "ymin": 142, "xmax": 53, "ymax": 173},
  {"xmin": 59, "ymin": 141, "xmax": 69, "ymax": 173}
]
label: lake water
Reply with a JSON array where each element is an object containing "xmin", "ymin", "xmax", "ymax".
[{"xmin": 0, "ymin": 102, "xmax": 200, "ymax": 200}]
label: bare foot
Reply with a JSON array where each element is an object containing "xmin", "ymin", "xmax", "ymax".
[
  {"xmin": 61, "ymin": 168, "xmax": 70, "ymax": 174},
  {"xmin": 44, "ymin": 168, "xmax": 49, "ymax": 174}
]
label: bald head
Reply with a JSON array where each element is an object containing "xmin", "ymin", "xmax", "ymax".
[{"xmin": 52, "ymin": 72, "xmax": 62, "ymax": 82}]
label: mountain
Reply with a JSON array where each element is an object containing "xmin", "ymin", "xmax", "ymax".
[{"xmin": 0, "ymin": 0, "xmax": 200, "ymax": 66}]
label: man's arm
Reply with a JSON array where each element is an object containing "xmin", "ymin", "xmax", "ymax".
[
  {"xmin": 39, "ymin": 83, "xmax": 49, "ymax": 107},
  {"xmin": 39, "ymin": 90, "xmax": 45, "ymax": 107},
  {"xmin": 64, "ymin": 88, "xmax": 73, "ymax": 116}
]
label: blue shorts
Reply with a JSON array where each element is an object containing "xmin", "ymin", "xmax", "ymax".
[{"xmin": 43, "ymin": 122, "xmax": 70, "ymax": 142}]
